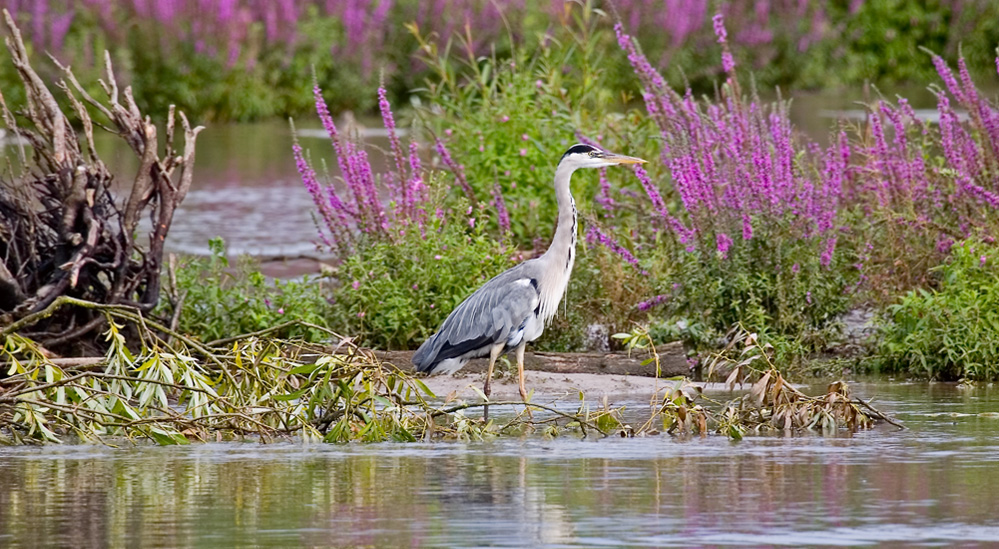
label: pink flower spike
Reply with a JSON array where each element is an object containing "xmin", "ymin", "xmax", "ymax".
[
  {"xmin": 716, "ymin": 233, "xmax": 734, "ymax": 258},
  {"xmin": 712, "ymin": 13, "xmax": 728, "ymax": 44},
  {"xmin": 351, "ymin": 280, "xmax": 361, "ymax": 290},
  {"xmin": 981, "ymin": 255, "xmax": 988, "ymax": 266}
]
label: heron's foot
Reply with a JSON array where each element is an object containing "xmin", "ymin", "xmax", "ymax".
[{"xmin": 519, "ymin": 386, "xmax": 534, "ymax": 419}]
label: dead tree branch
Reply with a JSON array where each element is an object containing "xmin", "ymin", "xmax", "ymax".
[{"xmin": 0, "ymin": 10, "xmax": 203, "ymax": 353}]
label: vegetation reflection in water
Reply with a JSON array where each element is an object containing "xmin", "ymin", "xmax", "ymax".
[{"xmin": 1, "ymin": 383, "xmax": 999, "ymax": 547}]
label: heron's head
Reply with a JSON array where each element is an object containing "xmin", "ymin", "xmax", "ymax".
[{"xmin": 558, "ymin": 143, "xmax": 646, "ymax": 170}]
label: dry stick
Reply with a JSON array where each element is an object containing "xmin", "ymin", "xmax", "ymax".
[
  {"xmin": 854, "ymin": 397, "xmax": 906, "ymax": 429},
  {"xmin": 205, "ymin": 320, "xmax": 306, "ymax": 348},
  {"xmin": 430, "ymin": 400, "xmax": 610, "ymax": 436}
]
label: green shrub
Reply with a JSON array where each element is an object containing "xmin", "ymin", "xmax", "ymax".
[
  {"xmin": 412, "ymin": 5, "xmax": 659, "ymax": 246},
  {"xmin": 874, "ymin": 239, "xmax": 999, "ymax": 380},
  {"xmin": 162, "ymin": 238, "xmax": 336, "ymax": 343},
  {"xmin": 328, "ymin": 203, "xmax": 514, "ymax": 350}
]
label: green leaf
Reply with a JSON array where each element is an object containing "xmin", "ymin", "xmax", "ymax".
[
  {"xmin": 148, "ymin": 427, "xmax": 190, "ymax": 446},
  {"xmin": 270, "ymin": 386, "xmax": 310, "ymax": 402},
  {"xmin": 289, "ymin": 362, "xmax": 322, "ymax": 375}
]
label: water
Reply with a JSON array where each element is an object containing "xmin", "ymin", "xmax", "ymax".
[
  {"xmin": 88, "ymin": 120, "xmax": 377, "ymax": 259},
  {"xmin": 2, "ymin": 383, "xmax": 998, "ymax": 547}
]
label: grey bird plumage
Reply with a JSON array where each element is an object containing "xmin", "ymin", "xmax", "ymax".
[{"xmin": 412, "ymin": 143, "xmax": 645, "ymax": 402}]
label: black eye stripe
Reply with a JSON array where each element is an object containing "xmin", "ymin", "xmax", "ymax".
[{"xmin": 560, "ymin": 143, "xmax": 599, "ymax": 163}]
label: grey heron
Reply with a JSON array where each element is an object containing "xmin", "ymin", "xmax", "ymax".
[{"xmin": 412, "ymin": 143, "xmax": 646, "ymax": 405}]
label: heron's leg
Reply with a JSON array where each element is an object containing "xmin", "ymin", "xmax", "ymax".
[
  {"xmin": 484, "ymin": 343, "xmax": 504, "ymax": 399},
  {"xmin": 515, "ymin": 342, "xmax": 533, "ymax": 419},
  {"xmin": 516, "ymin": 342, "xmax": 528, "ymax": 401},
  {"xmin": 483, "ymin": 343, "xmax": 504, "ymax": 421}
]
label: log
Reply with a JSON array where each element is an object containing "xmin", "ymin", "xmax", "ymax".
[{"xmin": 370, "ymin": 341, "xmax": 690, "ymax": 378}]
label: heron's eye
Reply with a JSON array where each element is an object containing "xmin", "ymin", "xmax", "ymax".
[{"xmin": 588, "ymin": 151, "xmax": 596, "ymax": 157}]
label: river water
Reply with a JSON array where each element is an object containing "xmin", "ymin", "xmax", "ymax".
[{"xmin": 1, "ymin": 382, "xmax": 998, "ymax": 547}]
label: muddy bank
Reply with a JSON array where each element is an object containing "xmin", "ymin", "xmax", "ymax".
[
  {"xmin": 368, "ymin": 341, "xmax": 705, "ymax": 402},
  {"xmin": 373, "ymin": 341, "xmax": 691, "ymax": 378},
  {"xmin": 416, "ymin": 370, "xmax": 732, "ymax": 402}
]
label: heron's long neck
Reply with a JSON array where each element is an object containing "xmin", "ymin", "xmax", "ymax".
[{"xmin": 537, "ymin": 163, "xmax": 577, "ymax": 322}]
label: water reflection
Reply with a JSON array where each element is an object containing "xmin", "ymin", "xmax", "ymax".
[{"xmin": 1, "ymin": 384, "xmax": 998, "ymax": 547}]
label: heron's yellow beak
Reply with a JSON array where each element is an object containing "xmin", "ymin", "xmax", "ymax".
[{"xmin": 601, "ymin": 152, "xmax": 647, "ymax": 165}]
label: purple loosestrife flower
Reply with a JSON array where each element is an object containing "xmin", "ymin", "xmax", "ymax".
[
  {"xmin": 716, "ymin": 232, "xmax": 734, "ymax": 259},
  {"xmin": 633, "ymin": 165, "xmax": 694, "ymax": 243},
  {"xmin": 614, "ymin": 23, "xmax": 667, "ymax": 92},
  {"xmin": 741, "ymin": 214, "xmax": 753, "ymax": 240},
  {"xmin": 596, "ymin": 169, "xmax": 617, "ymax": 218},
  {"xmin": 378, "ymin": 87, "xmax": 408, "ymax": 209},
  {"xmin": 712, "ymin": 13, "xmax": 736, "ymax": 74},
  {"xmin": 293, "ymin": 141, "xmax": 341, "ymax": 250},
  {"xmin": 867, "ymin": 106, "xmax": 893, "ymax": 208},
  {"xmin": 712, "ymin": 13, "xmax": 728, "ymax": 43},
  {"xmin": 586, "ymin": 226, "xmax": 648, "ymax": 275},
  {"xmin": 434, "ymin": 137, "xmax": 477, "ymax": 204},
  {"xmin": 820, "ymin": 237, "xmax": 837, "ymax": 268},
  {"xmin": 956, "ymin": 57, "xmax": 999, "ymax": 163},
  {"xmin": 637, "ymin": 294, "xmax": 670, "ymax": 311},
  {"xmin": 314, "ymin": 86, "xmax": 353, "ymax": 181},
  {"xmin": 932, "ymin": 55, "xmax": 965, "ymax": 104},
  {"xmin": 491, "ymin": 183, "xmax": 511, "ymax": 236}
]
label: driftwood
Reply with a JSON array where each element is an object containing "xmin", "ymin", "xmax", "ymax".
[
  {"xmin": 0, "ymin": 10, "xmax": 202, "ymax": 353},
  {"xmin": 372, "ymin": 341, "xmax": 691, "ymax": 378}
]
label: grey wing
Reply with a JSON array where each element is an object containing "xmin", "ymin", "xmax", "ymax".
[{"xmin": 412, "ymin": 265, "xmax": 541, "ymax": 373}]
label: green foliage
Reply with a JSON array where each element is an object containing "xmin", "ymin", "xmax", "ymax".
[
  {"xmin": 664, "ymin": 225, "xmax": 854, "ymax": 348},
  {"xmin": 329, "ymin": 204, "xmax": 514, "ymax": 350},
  {"xmin": 535, "ymin": 238, "xmax": 654, "ymax": 351},
  {"xmin": 1, "ymin": 314, "xmax": 894, "ymax": 445},
  {"xmin": 874, "ymin": 239, "xmax": 999, "ymax": 381},
  {"xmin": 161, "ymin": 237, "xmax": 336, "ymax": 343},
  {"xmin": 124, "ymin": 10, "xmax": 372, "ymax": 122},
  {"xmin": 0, "ymin": 317, "xmax": 441, "ymax": 444},
  {"xmin": 788, "ymin": 0, "xmax": 956, "ymax": 88},
  {"xmin": 412, "ymin": 5, "xmax": 657, "ymax": 245}
]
